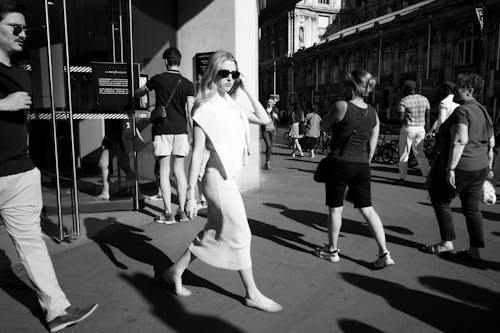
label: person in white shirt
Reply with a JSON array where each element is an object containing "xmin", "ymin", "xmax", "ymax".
[{"xmin": 430, "ymin": 81, "xmax": 459, "ymax": 134}]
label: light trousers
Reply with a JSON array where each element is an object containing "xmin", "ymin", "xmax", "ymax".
[
  {"xmin": 398, "ymin": 125, "xmax": 430, "ymax": 179},
  {"xmin": 0, "ymin": 168, "xmax": 70, "ymax": 321}
]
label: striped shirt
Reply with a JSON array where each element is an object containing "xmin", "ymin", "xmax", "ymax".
[{"xmin": 399, "ymin": 94, "xmax": 430, "ymax": 126}]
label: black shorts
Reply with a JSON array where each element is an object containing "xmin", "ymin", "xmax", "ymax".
[{"xmin": 325, "ymin": 159, "xmax": 372, "ymax": 208}]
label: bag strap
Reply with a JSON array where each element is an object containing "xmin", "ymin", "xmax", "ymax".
[
  {"xmin": 160, "ymin": 78, "xmax": 182, "ymax": 109},
  {"xmin": 339, "ymin": 105, "xmax": 370, "ymax": 155}
]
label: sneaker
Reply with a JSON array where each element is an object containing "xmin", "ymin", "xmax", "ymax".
[
  {"xmin": 373, "ymin": 252, "xmax": 395, "ymax": 268},
  {"xmin": 154, "ymin": 213, "xmax": 176, "ymax": 225},
  {"xmin": 264, "ymin": 162, "xmax": 271, "ymax": 170},
  {"xmin": 314, "ymin": 244, "xmax": 340, "ymax": 263},
  {"xmin": 149, "ymin": 193, "xmax": 163, "ymax": 200},
  {"xmin": 176, "ymin": 209, "xmax": 190, "ymax": 223},
  {"xmin": 48, "ymin": 304, "xmax": 98, "ymax": 333}
]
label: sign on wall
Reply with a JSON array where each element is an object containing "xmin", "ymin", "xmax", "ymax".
[
  {"xmin": 194, "ymin": 52, "xmax": 215, "ymax": 83},
  {"xmin": 92, "ymin": 62, "xmax": 139, "ymax": 111}
]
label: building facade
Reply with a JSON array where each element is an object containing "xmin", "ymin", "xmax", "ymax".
[
  {"xmin": 259, "ymin": 0, "xmax": 340, "ymax": 102},
  {"xmin": 260, "ymin": 0, "xmax": 500, "ymax": 122}
]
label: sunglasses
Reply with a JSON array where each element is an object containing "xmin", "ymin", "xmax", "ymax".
[
  {"xmin": 217, "ymin": 70, "xmax": 240, "ymax": 79},
  {"xmin": 1, "ymin": 22, "xmax": 30, "ymax": 36}
]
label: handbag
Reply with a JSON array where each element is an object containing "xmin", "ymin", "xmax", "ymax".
[
  {"xmin": 149, "ymin": 78, "xmax": 181, "ymax": 124},
  {"xmin": 482, "ymin": 180, "xmax": 496, "ymax": 205}
]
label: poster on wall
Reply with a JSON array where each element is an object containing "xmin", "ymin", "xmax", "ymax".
[
  {"xmin": 194, "ymin": 52, "xmax": 214, "ymax": 88},
  {"xmin": 92, "ymin": 62, "xmax": 140, "ymax": 112}
]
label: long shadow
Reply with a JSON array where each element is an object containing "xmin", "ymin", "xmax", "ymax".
[
  {"xmin": 340, "ymin": 273, "xmax": 495, "ymax": 332},
  {"xmin": 248, "ymin": 219, "xmax": 317, "ymax": 254},
  {"xmin": 419, "ymin": 201, "xmax": 500, "ymax": 222},
  {"xmin": 371, "ymin": 175, "xmax": 425, "ymax": 190},
  {"xmin": 285, "ymin": 167, "xmax": 315, "ymax": 174},
  {"xmin": 370, "ymin": 164, "xmax": 421, "ymax": 176},
  {"xmin": 338, "ymin": 318, "xmax": 386, "ymax": 333},
  {"xmin": 84, "ymin": 217, "xmax": 242, "ymax": 302},
  {"xmin": 384, "ymin": 226, "xmax": 414, "ymax": 235},
  {"xmin": 285, "ymin": 158, "xmax": 320, "ymax": 164},
  {"xmin": 264, "ymin": 203, "xmax": 423, "ymax": 250},
  {"xmin": 120, "ymin": 273, "xmax": 244, "ymax": 333},
  {"xmin": 418, "ymin": 276, "xmax": 500, "ymax": 311},
  {"xmin": 0, "ymin": 249, "xmax": 45, "ymax": 328}
]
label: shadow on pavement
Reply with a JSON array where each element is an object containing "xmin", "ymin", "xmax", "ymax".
[
  {"xmin": 384, "ymin": 225, "xmax": 414, "ymax": 235},
  {"xmin": 340, "ymin": 273, "xmax": 494, "ymax": 332},
  {"xmin": 371, "ymin": 175, "xmax": 425, "ymax": 190},
  {"xmin": 338, "ymin": 318, "xmax": 385, "ymax": 333},
  {"xmin": 418, "ymin": 276, "xmax": 500, "ymax": 311},
  {"xmin": 284, "ymin": 158, "xmax": 319, "ymax": 164},
  {"xmin": 285, "ymin": 167, "xmax": 315, "ymax": 174},
  {"xmin": 264, "ymin": 203, "xmax": 423, "ymax": 251},
  {"xmin": 418, "ymin": 201, "xmax": 500, "ymax": 222},
  {"xmin": 120, "ymin": 273, "xmax": 244, "ymax": 333},
  {"xmin": 84, "ymin": 217, "xmax": 243, "ymax": 302},
  {"xmin": 0, "ymin": 249, "xmax": 45, "ymax": 327},
  {"xmin": 248, "ymin": 219, "xmax": 316, "ymax": 254}
]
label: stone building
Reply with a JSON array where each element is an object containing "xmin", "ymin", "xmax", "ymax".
[{"xmin": 260, "ymin": 0, "xmax": 500, "ymax": 122}]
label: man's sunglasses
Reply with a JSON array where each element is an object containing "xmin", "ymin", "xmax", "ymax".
[
  {"xmin": 217, "ymin": 70, "xmax": 240, "ymax": 79},
  {"xmin": 1, "ymin": 22, "xmax": 30, "ymax": 36}
]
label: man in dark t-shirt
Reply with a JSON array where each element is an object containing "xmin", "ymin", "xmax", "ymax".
[
  {"xmin": 136, "ymin": 47, "xmax": 194, "ymax": 224},
  {"xmin": 0, "ymin": 2, "xmax": 97, "ymax": 331}
]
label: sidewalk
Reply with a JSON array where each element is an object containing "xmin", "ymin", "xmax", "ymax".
[{"xmin": 1, "ymin": 136, "xmax": 499, "ymax": 332}]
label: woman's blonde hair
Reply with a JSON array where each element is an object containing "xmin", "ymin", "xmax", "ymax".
[{"xmin": 193, "ymin": 50, "xmax": 239, "ymax": 112}]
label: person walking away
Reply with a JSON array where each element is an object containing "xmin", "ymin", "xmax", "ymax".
[
  {"xmin": 0, "ymin": 1, "xmax": 97, "ymax": 331},
  {"xmin": 316, "ymin": 70, "xmax": 395, "ymax": 268},
  {"xmin": 164, "ymin": 50, "xmax": 282, "ymax": 312},
  {"xmin": 423, "ymin": 73, "xmax": 495, "ymax": 260},
  {"xmin": 136, "ymin": 47, "xmax": 195, "ymax": 224},
  {"xmin": 261, "ymin": 96, "xmax": 278, "ymax": 169},
  {"xmin": 430, "ymin": 81, "xmax": 459, "ymax": 135},
  {"xmin": 290, "ymin": 103, "xmax": 304, "ymax": 157},
  {"xmin": 398, "ymin": 80, "xmax": 431, "ymax": 183},
  {"xmin": 302, "ymin": 106, "xmax": 322, "ymax": 158}
]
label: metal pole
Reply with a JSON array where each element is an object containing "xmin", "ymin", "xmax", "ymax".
[
  {"xmin": 291, "ymin": 60, "xmax": 294, "ymax": 93},
  {"xmin": 128, "ymin": 0, "xmax": 139, "ymax": 210},
  {"xmin": 273, "ymin": 61, "xmax": 276, "ymax": 95},
  {"xmin": 43, "ymin": 0, "xmax": 64, "ymax": 240},
  {"xmin": 494, "ymin": 23, "xmax": 500, "ymax": 121},
  {"xmin": 377, "ymin": 34, "xmax": 382, "ymax": 113},
  {"xmin": 119, "ymin": 0, "xmax": 124, "ymax": 62},
  {"xmin": 62, "ymin": 0, "xmax": 80, "ymax": 237},
  {"xmin": 426, "ymin": 21, "xmax": 431, "ymax": 79},
  {"xmin": 111, "ymin": 22, "xmax": 116, "ymax": 63},
  {"xmin": 315, "ymin": 57, "xmax": 319, "ymax": 90}
]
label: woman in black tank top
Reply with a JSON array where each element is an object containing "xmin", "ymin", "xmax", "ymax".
[{"xmin": 314, "ymin": 70, "xmax": 395, "ymax": 269}]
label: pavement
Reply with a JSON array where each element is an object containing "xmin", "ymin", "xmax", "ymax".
[{"xmin": 1, "ymin": 128, "xmax": 500, "ymax": 333}]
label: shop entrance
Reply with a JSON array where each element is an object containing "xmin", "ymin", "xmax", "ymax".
[{"xmin": 22, "ymin": 0, "xmax": 146, "ymax": 242}]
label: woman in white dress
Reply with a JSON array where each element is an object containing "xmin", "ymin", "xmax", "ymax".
[{"xmin": 164, "ymin": 50, "xmax": 283, "ymax": 312}]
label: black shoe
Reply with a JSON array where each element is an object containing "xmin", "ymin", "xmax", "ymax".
[{"xmin": 48, "ymin": 304, "xmax": 98, "ymax": 332}]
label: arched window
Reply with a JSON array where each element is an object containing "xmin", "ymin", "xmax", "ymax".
[
  {"xmin": 330, "ymin": 56, "xmax": 339, "ymax": 83},
  {"xmin": 456, "ymin": 22, "xmax": 478, "ymax": 65},
  {"xmin": 431, "ymin": 31, "xmax": 442, "ymax": 69},
  {"xmin": 360, "ymin": 49, "xmax": 370, "ymax": 72},
  {"xmin": 401, "ymin": 37, "xmax": 417, "ymax": 73},
  {"xmin": 344, "ymin": 53, "xmax": 355, "ymax": 79},
  {"xmin": 382, "ymin": 44, "xmax": 393, "ymax": 75}
]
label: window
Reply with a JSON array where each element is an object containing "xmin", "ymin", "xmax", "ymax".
[
  {"xmin": 344, "ymin": 53, "xmax": 355, "ymax": 79},
  {"xmin": 318, "ymin": 0, "xmax": 330, "ymax": 4},
  {"xmin": 401, "ymin": 37, "xmax": 417, "ymax": 73},
  {"xmin": 382, "ymin": 44, "xmax": 393, "ymax": 75},
  {"xmin": 402, "ymin": 1, "xmax": 409, "ymax": 8},
  {"xmin": 330, "ymin": 56, "xmax": 339, "ymax": 83},
  {"xmin": 318, "ymin": 15, "xmax": 329, "ymax": 39},
  {"xmin": 431, "ymin": 31, "xmax": 442, "ymax": 69},
  {"xmin": 456, "ymin": 22, "xmax": 477, "ymax": 65}
]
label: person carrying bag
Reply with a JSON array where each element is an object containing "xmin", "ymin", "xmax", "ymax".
[{"xmin": 149, "ymin": 78, "xmax": 181, "ymax": 124}]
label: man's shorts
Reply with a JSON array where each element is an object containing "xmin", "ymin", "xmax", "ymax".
[{"xmin": 153, "ymin": 134, "xmax": 190, "ymax": 157}]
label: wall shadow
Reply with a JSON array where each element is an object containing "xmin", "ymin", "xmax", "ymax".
[
  {"xmin": 340, "ymin": 273, "xmax": 495, "ymax": 332},
  {"xmin": 120, "ymin": 272, "xmax": 244, "ymax": 333},
  {"xmin": 371, "ymin": 175, "xmax": 425, "ymax": 190},
  {"xmin": 84, "ymin": 217, "xmax": 241, "ymax": 302},
  {"xmin": 0, "ymin": 249, "xmax": 45, "ymax": 327}
]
